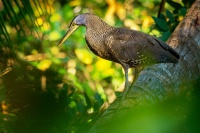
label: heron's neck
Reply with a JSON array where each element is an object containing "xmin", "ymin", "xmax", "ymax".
[{"xmin": 85, "ymin": 17, "xmax": 114, "ymax": 35}]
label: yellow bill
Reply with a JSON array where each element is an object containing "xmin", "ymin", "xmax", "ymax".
[{"xmin": 57, "ymin": 25, "xmax": 79, "ymax": 46}]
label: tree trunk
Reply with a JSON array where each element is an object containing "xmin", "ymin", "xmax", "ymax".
[{"xmin": 89, "ymin": 0, "xmax": 200, "ymax": 132}]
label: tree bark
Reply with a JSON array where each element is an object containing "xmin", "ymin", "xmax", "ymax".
[{"xmin": 89, "ymin": 0, "xmax": 200, "ymax": 132}]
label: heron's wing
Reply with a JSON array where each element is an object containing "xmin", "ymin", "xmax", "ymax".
[
  {"xmin": 146, "ymin": 35, "xmax": 180, "ymax": 59},
  {"xmin": 105, "ymin": 29, "xmax": 150, "ymax": 66},
  {"xmin": 105, "ymin": 28, "xmax": 179, "ymax": 66}
]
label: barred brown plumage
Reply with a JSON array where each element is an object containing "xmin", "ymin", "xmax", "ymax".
[{"xmin": 58, "ymin": 13, "xmax": 180, "ymax": 113}]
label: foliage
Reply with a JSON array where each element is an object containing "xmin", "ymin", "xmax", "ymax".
[
  {"xmin": 0, "ymin": 0, "xmax": 196, "ymax": 132},
  {"xmin": 152, "ymin": 0, "xmax": 195, "ymax": 41}
]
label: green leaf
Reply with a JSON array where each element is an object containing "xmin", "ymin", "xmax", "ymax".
[
  {"xmin": 152, "ymin": 16, "xmax": 169, "ymax": 31},
  {"xmin": 159, "ymin": 31, "xmax": 172, "ymax": 41},
  {"xmin": 63, "ymin": 83, "xmax": 68, "ymax": 90},
  {"xmin": 94, "ymin": 93, "xmax": 103, "ymax": 107},
  {"xmin": 167, "ymin": 0, "xmax": 182, "ymax": 9},
  {"xmin": 166, "ymin": 10, "xmax": 175, "ymax": 23},
  {"xmin": 159, "ymin": 13, "xmax": 166, "ymax": 21},
  {"xmin": 179, "ymin": 8, "xmax": 187, "ymax": 16},
  {"xmin": 84, "ymin": 92, "xmax": 92, "ymax": 108}
]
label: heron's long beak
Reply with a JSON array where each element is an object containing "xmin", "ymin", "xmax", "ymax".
[{"xmin": 57, "ymin": 25, "xmax": 79, "ymax": 46}]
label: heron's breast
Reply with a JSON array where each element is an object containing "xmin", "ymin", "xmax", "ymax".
[{"xmin": 85, "ymin": 34, "xmax": 117, "ymax": 62}]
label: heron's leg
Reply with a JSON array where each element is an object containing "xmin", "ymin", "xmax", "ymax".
[
  {"xmin": 115, "ymin": 66, "xmax": 129, "ymax": 115},
  {"xmin": 122, "ymin": 69, "xmax": 129, "ymax": 101},
  {"xmin": 130, "ymin": 67, "xmax": 144, "ymax": 88}
]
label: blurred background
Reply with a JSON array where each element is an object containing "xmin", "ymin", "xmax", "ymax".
[{"xmin": 0, "ymin": 0, "xmax": 196, "ymax": 132}]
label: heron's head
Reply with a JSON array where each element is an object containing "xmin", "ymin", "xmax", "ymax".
[{"xmin": 57, "ymin": 14, "xmax": 87, "ymax": 46}]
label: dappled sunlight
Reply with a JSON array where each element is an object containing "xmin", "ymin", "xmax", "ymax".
[
  {"xmin": 37, "ymin": 59, "xmax": 52, "ymax": 71},
  {"xmin": 67, "ymin": 59, "xmax": 77, "ymax": 75},
  {"xmin": 48, "ymin": 31, "xmax": 62, "ymax": 41},
  {"xmin": 75, "ymin": 48, "xmax": 93, "ymax": 65}
]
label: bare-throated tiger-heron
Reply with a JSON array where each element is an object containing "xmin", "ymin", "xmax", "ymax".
[{"xmin": 58, "ymin": 13, "xmax": 180, "ymax": 113}]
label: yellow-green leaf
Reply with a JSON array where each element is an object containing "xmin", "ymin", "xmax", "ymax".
[{"xmin": 75, "ymin": 49, "xmax": 93, "ymax": 65}]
